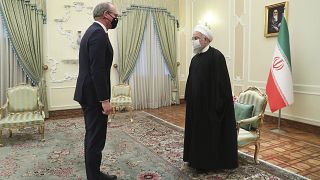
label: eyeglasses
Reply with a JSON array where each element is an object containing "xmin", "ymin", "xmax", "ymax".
[{"xmin": 106, "ymin": 11, "xmax": 118, "ymax": 18}]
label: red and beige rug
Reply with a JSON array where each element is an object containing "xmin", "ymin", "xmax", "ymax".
[{"xmin": 0, "ymin": 111, "xmax": 307, "ymax": 179}]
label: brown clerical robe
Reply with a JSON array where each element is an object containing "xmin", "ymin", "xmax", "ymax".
[{"xmin": 183, "ymin": 46, "xmax": 238, "ymax": 170}]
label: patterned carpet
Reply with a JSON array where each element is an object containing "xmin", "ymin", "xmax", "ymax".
[{"xmin": 0, "ymin": 111, "xmax": 307, "ymax": 180}]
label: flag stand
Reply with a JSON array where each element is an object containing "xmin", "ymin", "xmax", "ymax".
[{"xmin": 270, "ymin": 109, "xmax": 287, "ymax": 134}]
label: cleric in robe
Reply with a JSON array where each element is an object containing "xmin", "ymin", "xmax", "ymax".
[{"xmin": 183, "ymin": 24, "xmax": 238, "ymax": 170}]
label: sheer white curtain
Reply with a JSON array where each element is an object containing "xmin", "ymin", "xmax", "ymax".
[
  {"xmin": 129, "ymin": 14, "xmax": 171, "ymax": 109},
  {"xmin": 0, "ymin": 16, "xmax": 27, "ymax": 105}
]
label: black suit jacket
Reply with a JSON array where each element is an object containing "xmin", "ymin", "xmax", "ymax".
[{"xmin": 74, "ymin": 22, "xmax": 113, "ymax": 106}]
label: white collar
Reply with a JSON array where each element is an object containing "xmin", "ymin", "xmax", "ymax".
[
  {"xmin": 94, "ymin": 21, "xmax": 108, "ymax": 33},
  {"xmin": 201, "ymin": 45, "xmax": 210, "ymax": 53}
]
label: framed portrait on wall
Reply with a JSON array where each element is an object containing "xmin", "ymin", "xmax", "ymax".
[{"xmin": 264, "ymin": 2, "xmax": 288, "ymax": 37}]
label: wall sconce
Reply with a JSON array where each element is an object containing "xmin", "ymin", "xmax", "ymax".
[
  {"xmin": 43, "ymin": 64, "xmax": 48, "ymax": 70},
  {"xmin": 199, "ymin": 12, "xmax": 216, "ymax": 30},
  {"xmin": 204, "ymin": 13, "xmax": 213, "ymax": 29},
  {"xmin": 76, "ymin": 30, "xmax": 82, "ymax": 46},
  {"xmin": 113, "ymin": 64, "xmax": 119, "ymax": 73},
  {"xmin": 113, "ymin": 64, "xmax": 120, "ymax": 83}
]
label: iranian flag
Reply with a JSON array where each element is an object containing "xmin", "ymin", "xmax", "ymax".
[{"xmin": 266, "ymin": 15, "xmax": 294, "ymax": 113}]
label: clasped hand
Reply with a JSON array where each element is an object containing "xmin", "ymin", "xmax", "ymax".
[{"xmin": 102, "ymin": 101, "xmax": 112, "ymax": 115}]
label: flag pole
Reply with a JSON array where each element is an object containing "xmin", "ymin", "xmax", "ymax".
[
  {"xmin": 270, "ymin": 109, "xmax": 286, "ymax": 133},
  {"xmin": 278, "ymin": 109, "xmax": 281, "ymax": 130}
]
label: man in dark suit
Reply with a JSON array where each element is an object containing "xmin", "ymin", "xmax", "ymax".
[{"xmin": 74, "ymin": 2, "xmax": 118, "ymax": 180}]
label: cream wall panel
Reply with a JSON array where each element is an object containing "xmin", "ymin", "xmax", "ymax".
[
  {"xmin": 182, "ymin": 0, "xmax": 320, "ymax": 126},
  {"xmin": 179, "ymin": 0, "xmax": 231, "ymax": 98},
  {"xmin": 177, "ymin": 42, "xmax": 187, "ymax": 99},
  {"xmin": 179, "ymin": 81, "xmax": 186, "ymax": 99},
  {"xmin": 265, "ymin": 93, "xmax": 320, "ymax": 126},
  {"xmin": 289, "ymin": 1, "xmax": 320, "ymax": 86},
  {"xmin": 177, "ymin": 0, "xmax": 187, "ymax": 98},
  {"xmin": 247, "ymin": 0, "xmax": 320, "ymax": 126},
  {"xmin": 178, "ymin": 0, "xmax": 192, "ymax": 98},
  {"xmin": 249, "ymin": 0, "xmax": 274, "ymax": 83},
  {"xmin": 233, "ymin": 84, "xmax": 244, "ymax": 96},
  {"xmin": 49, "ymin": 86, "xmax": 80, "ymax": 110},
  {"xmin": 234, "ymin": 24, "xmax": 244, "ymax": 80},
  {"xmin": 192, "ymin": 0, "xmax": 230, "ymax": 55},
  {"xmin": 45, "ymin": 0, "xmax": 118, "ymax": 110},
  {"xmin": 249, "ymin": 0, "xmax": 320, "ymax": 85},
  {"xmin": 235, "ymin": 0, "xmax": 244, "ymax": 17}
]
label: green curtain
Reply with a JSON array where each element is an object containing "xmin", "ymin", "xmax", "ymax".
[
  {"xmin": 117, "ymin": 7, "xmax": 147, "ymax": 82},
  {"xmin": 152, "ymin": 10, "xmax": 179, "ymax": 104},
  {"xmin": 116, "ymin": 5, "xmax": 179, "ymax": 104},
  {"xmin": 152, "ymin": 11, "xmax": 177, "ymax": 79},
  {"xmin": 0, "ymin": 0, "xmax": 48, "ymax": 117}
]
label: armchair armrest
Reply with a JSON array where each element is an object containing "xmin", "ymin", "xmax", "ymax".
[
  {"xmin": 37, "ymin": 98, "xmax": 45, "ymax": 118},
  {"xmin": 237, "ymin": 115, "xmax": 260, "ymax": 126},
  {"xmin": 1, "ymin": 101, "xmax": 8, "ymax": 118},
  {"xmin": 236, "ymin": 115, "xmax": 263, "ymax": 135},
  {"xmin": 37, "ymin": 98, "xmax": 44, "ymax": 111}
]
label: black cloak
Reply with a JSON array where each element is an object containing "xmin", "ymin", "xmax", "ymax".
[{"xmin": 183, "ymin": 46, "xmax": 238, "ymax": 170}]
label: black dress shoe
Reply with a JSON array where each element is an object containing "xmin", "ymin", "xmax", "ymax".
[{"xmin": 100, "ymin": 172, "xmax": 117, "ymax": 180}]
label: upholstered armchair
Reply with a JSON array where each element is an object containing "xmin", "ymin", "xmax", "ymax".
[
  {"xmin": 0, "ymin": 84, "xmax": 45, "ymax": 146},
  {"xmin": 235, "ymin": 86, "xmax": 268, "ymax": 164},
  {"xmin": 110, "ymin": 84, "xmax": 133, "ymax": 122}
]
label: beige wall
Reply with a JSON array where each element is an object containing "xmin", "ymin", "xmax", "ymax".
[
  {"xmin": 178, "ymin": 0, "xmax": 232, "ymax": 98},
  {"xmin": 178, "ymin": 0, "xmax": 320, "ymax": 126},
  {"xmin": 45, "ymin": 0, "xmax": 177, "ymax": 110},
  {"xmin": 249, "ymin": 0, "xmax": 320, "ymax": 126},
  {"xmin": 45, "ymin": 0, "xmax": 117, "ymax": 110},
  {"xmin": 45, "ymin": 0, "xmax": 320, "ymax": 126}
]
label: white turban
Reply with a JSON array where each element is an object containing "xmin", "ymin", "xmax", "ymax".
[{"xmin": 193, "ymin": 25, "xmax": 213, "ymax": 42}]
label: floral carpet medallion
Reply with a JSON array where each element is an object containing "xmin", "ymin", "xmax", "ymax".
[{"xmin": 0, "ymin": 111, "xmax": 307, "ymax": 180}]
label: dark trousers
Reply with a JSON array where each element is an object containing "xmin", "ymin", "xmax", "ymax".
[{"xmin": 82, "ymin": 104, "xmax": 107, "ymax": 180}]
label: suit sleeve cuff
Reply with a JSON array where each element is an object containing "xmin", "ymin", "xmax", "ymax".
[{"xmin": 100, "ymin": 99, "xmax": 109, "ymax": 103}]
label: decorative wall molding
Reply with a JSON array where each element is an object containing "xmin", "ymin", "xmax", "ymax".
[
  {"xmin": 48, "ymin": 58, "xmax": 78, "ymax": 83},
  {"xmin": 50, "ymin": 86, "xmax": 76, "ymax": 89},
  {"xmin": 294, "ymin": 84, "xmax": 320, "ymax": 96},
  {"xmin": 265, "ymin": 111, "xmax": 320, "ymax": 127},
  {"xmin": 49, "ymin": 86, "xmax": 79, "ymax": 110},
  {"xmin": 225, "ymin": 55, "xmax": 232, "ymax": 62},
  {"xmin": 234, "ymin": 76, "xmax": 242, "ymax": 81},
  {"xmin": 233, "ymin": 84, "xmax": 244, "ymax": 95},
  {"xmin": 232, "ymin": 1, "xmax": 246, "ymax": 82},
  {"xmin": 247, "ymin": 0, "xmax": 253, "ymax": 85},
  {"xmin": 61, "ymin": 59, "xmax": 79, "ymax": 64},
  {"xmin": 50, "ymin": 104, "xmax": 80, "ymax": 110},
  {"xmin": 54, "ymin": 2, "xmax": 93, "ymax": 49},
  {"xmin": 244, "ymin": 1, "xmax": 320, "ymax": 96},
  {"xmin": 230, "ymin": 0, "xmax": 320, "ymax": 126},
  {"xmin": 247, "ymin": 80, "xmax": 320, "ymax": 96}
]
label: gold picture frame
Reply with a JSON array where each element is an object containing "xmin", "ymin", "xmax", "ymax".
[{"xmin": 264, "ymin": 1, "xmax": 288, "ymax": 37}]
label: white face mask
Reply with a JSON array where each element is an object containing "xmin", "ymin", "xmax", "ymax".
[{"xmin": 192, "ymin": 39, "xmax": 202, "ymax": 53}]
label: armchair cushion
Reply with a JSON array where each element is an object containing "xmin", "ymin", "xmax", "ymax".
[
  {"xmin": 0, "ymin": 112, "xmax": 44, "ymax": 128},
  {"xmin": 7, "ymin": 86, "xmax": 38, "ymax": 113},
  {"xmin": 110, "ymin": 96, "xmax": 132, "ymax": 106},
  {"xmin": 235, "ymin": 87, "xmax": 267, "ymax": 164},
  {"xmin": 0, "ymin": 84, "xmax": 45, "ymax": 146},
  {"xmin": 109, "ymin": 84, "xmax": 134, "ymax": 122},
  {"xmin": 234, "ymin": 102, "xmax": 254, "ymax": 130},
  {"xmin": 238, "ymin": 128, "xmax": 258, "ymax": 146}
]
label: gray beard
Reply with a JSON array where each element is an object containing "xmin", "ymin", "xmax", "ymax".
[{"xmin": 273, "ymin": 16, "xmax": 278, "ymax": 22}]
